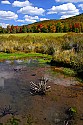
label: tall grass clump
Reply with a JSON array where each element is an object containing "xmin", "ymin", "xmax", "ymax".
[
  {"xmin": 0, "ymin": 34, "xmax": 59, "ymax": 55},
  {"xmin": 51, "ymin": 33, "xmax": 83, "ymax": 79}
]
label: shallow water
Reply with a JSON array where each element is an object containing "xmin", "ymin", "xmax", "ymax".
[{"xmin": 0, "ymin": 59, "xmax": 83, "ymax": 125}]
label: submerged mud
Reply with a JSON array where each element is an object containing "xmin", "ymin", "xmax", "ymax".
[{"xmin": 0, "ymin": 59, "xmax": 83, "ymax": 125}]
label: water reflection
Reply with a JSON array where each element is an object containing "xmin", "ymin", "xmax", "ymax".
[
  {"xmin": 0, "ymin": 59, "xmax": 82, "ymax": 125},
  {"xmin": 5, "ymin": 60, "xmax": 12, "ymax": 64},
  {"xmin": 0, "ymin": 77, "xmax": 4, "ymax": 88},
  {"xmin": 14, "ymin": 60, "xmax": 23, "ymax": 64}
]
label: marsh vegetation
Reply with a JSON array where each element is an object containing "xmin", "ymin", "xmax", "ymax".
[
  {"xmin": 0, "ymin": 33, "xmax": 83, "ymax": 125},
  {"xmin": 0, "ymin": 33, "xmax": 83, "ymax": 79}
]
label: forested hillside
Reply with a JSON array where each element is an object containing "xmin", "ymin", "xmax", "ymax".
[
  {"xmin": 0, "ymin": 13, "xmax": 83, "ymax": 33},
  {"xmin": 27, "ymin": 13, "xmax": 83, "ymax": 33}
]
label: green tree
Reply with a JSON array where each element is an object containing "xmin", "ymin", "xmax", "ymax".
[
  {"xmin": 75, "ymin": 28, "xmax": 79, "ymax": 33},
  {"xmin": 11, "ymin": 25, "xmax": 16, "ymax": 33},
  {"xmin": 16, "ymin": 27, "xmax": 20, "ymax": 33},
  {"xmin": 63, "ymin": 24, "xmax": 69, "ymax": 32},
  {"xmin": 41, "ymin": 27, "xmax": 48, "ymax": 33},
  {"xmin": 7, "ymin": 25, "xmax": 11, "ymax": 33},
  {"xmin": 22, "ymin": 25, "xmax": 27, "ymax": 33},
  {"xmin": 56, "ymin": 22, "xmax": 63, "ymax": 32},
  {"xmin": 72, "ymin": 24, "xmax": 75, "ymax": 32},
  {"xmin": 2, "ymin": 28, "xmax": 7, "ymax": 33},
  {"xmin": 0, "ymin": 26, "xmax": 3, "ymax": 33},
  {"xmin": 31, "ymin": 25, "xmax": 37, "ymax": 33}
]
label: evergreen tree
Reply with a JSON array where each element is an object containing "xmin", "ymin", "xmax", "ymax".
[
  {"xmin": 11, "ymin": 25, "xmax": 16, "ymax": 33},
  {"xmin": 22, "ymin": 25, "xmax": 27, "ymax": 33},
  {"xmin": 0, "ymin": 26, "xmax": 3, "ymax": 33},
  {"xmin": 7, "ymin": 25, "xmax": 11, "ymax": 33},
  {"xmin": 63, "ymin": 24, "xmax": 69, "ymax": 32},
  {"xmin": 16, "ymin": 27, "xmax": 20, "ymax": 33},
  {"xmin": 56, "ymin": 22, "xmax": 63, "ymax": 32}
]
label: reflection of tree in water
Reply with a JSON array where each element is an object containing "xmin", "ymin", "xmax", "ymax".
[
  {"xmin": 0, "ymin": 77, "xmax": 4, "ymax": 89},
  {"xmin": 0, "ymin": 105, "xmax": 17, "ymax": 117}
]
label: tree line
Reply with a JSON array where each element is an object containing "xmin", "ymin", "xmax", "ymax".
[{"xmin": 0, "ymin": 22, "xmax": 83, "ymax": 34}]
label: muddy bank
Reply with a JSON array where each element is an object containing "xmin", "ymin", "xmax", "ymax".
[{"xmin": 0, "ymin": 60, "xmax": 83, "ymax": 125}]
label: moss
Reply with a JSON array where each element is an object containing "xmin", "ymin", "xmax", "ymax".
[
  {"xmin": 6, "ymin": 116, "xmax": 20, "ymax": 125},
  {"xmin": 63, "ymin": 68, "xmax": 76, "ymax": 76},
  {"xmin": 0, "ymin": 52, "xmax": 52, "ymax": 61},
  {"xmin": 70, "ymin": 107, "xmax": 77, "ymax": 113}
]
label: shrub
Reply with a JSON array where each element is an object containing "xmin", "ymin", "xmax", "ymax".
[{"xmin": 46, "ymin": 46, "xmax": 55, "ymax": 55}]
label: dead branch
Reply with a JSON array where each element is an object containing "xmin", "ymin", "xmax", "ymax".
[{"xmin": 30, "ymin": 77, "xmax": 51, "ymax": 95}]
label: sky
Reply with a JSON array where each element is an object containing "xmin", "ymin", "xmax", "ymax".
[{"xmin": 0, "ymin": 0, "xmax": 83, "ymax": 28}]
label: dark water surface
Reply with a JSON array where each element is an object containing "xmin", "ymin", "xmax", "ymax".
[{"xmin": 0, "ymin": 59, "xmax": 83, "ymax": 125}]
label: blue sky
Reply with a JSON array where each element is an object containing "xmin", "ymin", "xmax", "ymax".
[{"xmin": 0, "ymin": 0, "xmax": 83, "ymax": 28}]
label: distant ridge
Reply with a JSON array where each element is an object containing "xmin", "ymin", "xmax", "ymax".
[
  {"xmin": 1, "ymin": 13, "xmax": 82, "ymax": 33},
  {"xmin": 27, "ymin": 13, "xmax": 83, "ymax": 27}
]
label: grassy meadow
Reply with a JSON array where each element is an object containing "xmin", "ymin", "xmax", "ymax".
[
  {"xmin": 0, "ymin": 33, "xmax": 66, "ymax": 37},
  {"xmin": 0, "ymin": 32, "xmax": 83, "ymax": 79}
]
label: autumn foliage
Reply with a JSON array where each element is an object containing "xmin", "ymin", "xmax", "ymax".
[{"xmin": 0, "ymin": 13, "xmax": 83, "ymax": 33}]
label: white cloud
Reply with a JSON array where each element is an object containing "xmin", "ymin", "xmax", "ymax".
[
  {"xmin": 21, "ymin": 24, "xmax": 26, "ymax": 26},
  {"xmin": 18, "ymin": 6, "xmax": 45, "ymax": 15},
  {"xmin": 0, "ymin": 23, "xmax": 9, "ymax": 28},
  {"xmin": 17, "ymin": 15, "xmax": 39, "ymax": 23},
  {"xmin": 13, "ymin": 0, "xmax": 45, "ymax": 16},
  {"xmin": 55, "ymin": 0, "xmax": 83, "ymax": 3},
  {"xmin": 78, "ymin": 4, "xmax": 83, "ymax": 10},
  {"xmin": 24, "ymin": 15, "xmax": 39, "ymax": 23},
  {"xmin": 24, "ymin": 15, "xmax": 39, "ymax": 20},
  {"xmin": 40, "ymin": 18, "xmax": 49, "ymax": 21},
  {"xmin": 12, "ymin": 0, "xmax": 31, "ymax": 7},
  {"xmin": 1, "ymin": 0, "xmax": 11, "ymax": 4},
  {"xmin": 0, "ymin": 10, "xmax": 18, "ymax": 20},
  {"xmin": 16, "ymin": 20, "xmax": 25, "ymax": 23},
  {"xmin": 60, "ymin": 14, "xmax": 75, "ymax": 19},
  {"xmin": 25, "ymin": 19, "xmax": 36, "ymax": 23},
  {"xmin": 48, "ymin": 3, "xmax": 79, "ymax": 14},
  {"xmin": 47, "ymin": 3, "xmax": 79, "ymax": 19}
]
